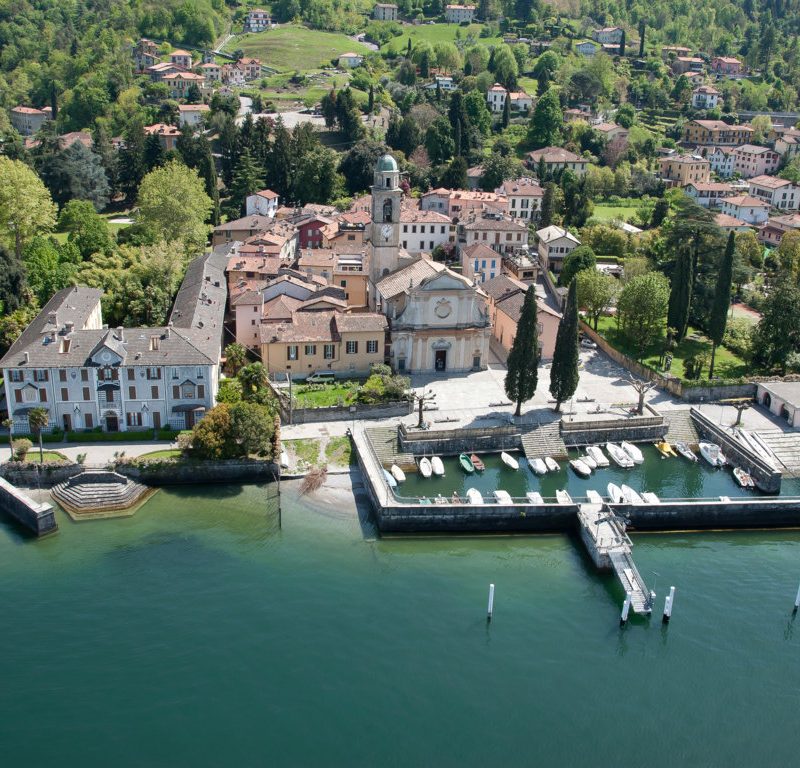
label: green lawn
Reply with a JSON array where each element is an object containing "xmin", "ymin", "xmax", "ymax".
[
  {"xmin": 25, "ymin": 450, "xmax": 68, "ymax": 463},
  {"xmin": 293, "ymin": 382, "xmax": 360, "ymax": 408},
  {"xmin": 381, "ymin": 23, "xmax": 502, "ymax": 54},
  {"xmin": 285, "ymin": 438, "xmax": 320, "ymax": 467},
  {"xmin": 593, "ymin": 316, "xmax": 749, "ymax": 380},
  {"xmin": 225, "ymin": 25, "xmax": 371, "ymax": 72},
  {"xmin": 591, "ymin": 205, "xmax": 640, "ymax": 223},
  {"xmin": 325, "ymin": 436, "xmax": 353, "ymax": 467},
  {"xmin": 137, "ymin": 449, "xmax": 183, "ymax": 460}
]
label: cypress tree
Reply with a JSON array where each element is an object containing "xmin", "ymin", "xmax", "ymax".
[
  {"xmin": 368, "ymin": 84, "xmax": 374, "ymax": 114},
  {"xmin": 638, "ymin": 20, "xmax": 645, "ymax": 57},
  {"xmin": 549, "ymin": 280, "xmax": 580, "ymax": 412},
  {"xmin": 619, "ymin": 29, "xmax": 626, "ymax": 57},
  {"xmin": 406, "ymin": 37, "xmax": 412, "ymax": 57},
  {"xmin": 539, "ymin": 183, "xmax": 554, "ymax": 227},
  {"xmin": 504, "ymin": 286, "xmax": 541, "ymax": 416},
  {"xmin": 667, "ymin": 248, "xmax": 693, "ymax": 342},
  {"xmin": 502, "ymin": 93, "xmax": 510, "ymax": 128},
  {"xmin": 708, "ymin": 231, "xmax": 735, "ymax": 379}
]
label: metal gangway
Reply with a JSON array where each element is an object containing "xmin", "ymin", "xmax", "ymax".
[{"xmin": 578, "ymin": 503, "xmax": 654, "ymax": 615}]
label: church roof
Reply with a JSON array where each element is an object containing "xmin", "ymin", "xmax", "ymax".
[
  {"xmin": 377, "ymin": 154, "xmax": 399, "ymax": 173},
  {"xmin": 375, "ymin": 258, "xmax": 446, "ymax": 299}
]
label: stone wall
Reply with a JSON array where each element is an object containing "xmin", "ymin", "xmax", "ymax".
[
  {"xmin": 0, "ymin": 461, "xmax": 83, "ymax": 488},
  {"xmin": 398, "ymin": 424, "xmax": 521, "ymax": 455},
  {"xmin": 625, "ymin": 497, "xmax": 800, "ymax": 530},
  {"xmin": 561, "ymin": 406, "xmax": 666, "ymax": 445},
  {"xmin": 116, "ymin": 459, "xmax": 281, "ymax": 485},
  {"xmin": 286, "ymin": 400, "xmax": 412, "ymax": 425},
  {"xmin": 0, "ymin": 477, "xmax": 57, "ymax": 536}
]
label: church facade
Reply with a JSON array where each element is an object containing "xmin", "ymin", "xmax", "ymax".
[{"xmin": 369, "ymin": 154, "xmax": 491, "ymax": 374}]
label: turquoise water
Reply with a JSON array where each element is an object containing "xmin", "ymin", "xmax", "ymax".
[
  {"xmin": 398, "ymin": 446, "xmax": 800, "ymax": 502},
  {"xmin": 2, "ymin": 481, "xmax": 800, "ymax": 767}
]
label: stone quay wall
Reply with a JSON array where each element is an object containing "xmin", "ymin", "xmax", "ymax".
[
  {"xmin": 286, "ymin": 400, "xmax": 412, "ymax": 425},
  {"xmin": 624, "ymin": 497, "xmax": 800, "ymax": 530},
  {"xmin": 0, "ymin": 477, "xmax": 57, "ymax": 536},
  {"xmin": 690, "ymin": 408, "xmax": 782, "ymax": 493},
  {"xmin": 398, "ymin": 424, "xmax": 521, "ymax": 456},
  {"xmin": 116, "ymin": 459, "xmax": 281, "ymax": 485},
  {"xmin": 561, "ymin": 407, "xmax": 667, "ymax": 446},
  {"xmin": 0, "ymin": 461, "xmax": 83, "ymax": 488}
]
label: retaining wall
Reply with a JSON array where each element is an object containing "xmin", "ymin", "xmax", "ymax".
[
  {"xmin": 286, "ymin": 400, "xmax": 412, "ymax": 425},
  {"xmin": 398, "ymin": 424, "xmax": 521, "ymax": 455},
  {"xmin": 115, "ymin": 459, "xmax": 280, "ymax": 485},
  {"xmin": 561, "ymin": 406, "xmax": 666, "ymax": 445},
  {"xmin": 624, "ymin": 498, "xmax": 800, "ymax": 530},
  {"xmin": 0, "ymin": 477, "xmax": 57, "ymax": 536},
  {"xmin": 0, "ymin": 461, "xmax": 83, "ymax": 488}
]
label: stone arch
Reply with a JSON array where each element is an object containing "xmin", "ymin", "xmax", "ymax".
[
  {"xmin": 762, "ymin": 391, "xmax": 772, "ymax": 409},
  {"xmin": 383, "ymin": 198, "xmax": 393, "ymax": 222}
]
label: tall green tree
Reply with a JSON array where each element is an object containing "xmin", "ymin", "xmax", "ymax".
[
  {"xmin": 667, "ymin": 248, "xmax": 693, "ymax": 343},
  {"xmin": 559, "ymin": 245, "xmax": 596, "ymax": 287},
  {"xmin": 504, "ymin": 286, "xmax": 541, "ymax": 416},
  {"xmin": 617, "ymin": 272, "xmax": 670, "ymax": 358},
  {"xmin": 0, "ymin": 157, "xmax": 57, "ymax": 259},
  {"xmin": 57, "ymin": 200, "xmax": 113, "ymax": 259},
  {"xmin": 708, "ymin": 232, "xmax": 735, "ymax": 379},
  {"xmin": 39, "ymin": 140, "xmax": 110, "ymax": 210},
  {"xmin": 227, "ymin": 148, "xmax": 264, "ymax": 217},
  {"xmin": 575, "ymin": 268, "xmax": 619, "ymax": 330},
  {"xmin": 502, "ymin": 93, "xmax": 510, "ymax": 128},
  {"xmin": 549, "ymin": 280, "xmax": 580, "ymax": 412},
  {"xmin": 527, "ymin": 87, "xmax": 562, "ymax": 148},
  {"xmin": 539, "ymin": 183, "xmax": 555, "ymax": 228},
  {"xmin": 752, "ymin": 282, "xmax": 800, "ymax": 374},
  {"xmin": 267, "ymin": 120, "xmax": 293, "ymax": 199},
  {"xmin": 293, "ymin": 146, "xmax": 341, "ymax": 205},
  {"xmin": 118, "ymin": 120, "xmax": 147, "ymax": 202},
  {"xmin": 0, "ymin": 246, "xmax": 27, "ymax": 313}
]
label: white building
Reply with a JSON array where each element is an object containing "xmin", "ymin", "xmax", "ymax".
[
  {"xmin": 10, "ymin": 106, "xmax": 51, "ymax": 136},
  {"xmin": 708, "ymin": 146, "xmax": 735, "ymax": 178},
  {"xmin": 177, "ymin": 104, "xmax": 210, "ymax": 127},
  {"xmin": 0, "ymin": 251, "xmax": 226, "ymax": 434},
  {"xmin": 445, "ymin": 4, "xmax": 476, "ymax": 23},
  {"xmin": 748, "ymin": 175, "xmax": 800, "ymax": 211},
  {"xmin": 246, "ymin": 189, "xmax": 280, "ymax": 218},
  {"xmin": 536, "ymin": 225, "xmax": 580, "ymax": 273},
  {"xmin": 245, "ymin": 9, "xmax": 272, "ymax": 32},
  {"xmin": 719, "ymin": 195, "xmax": 770, "ymax": 225},
  {"xmin": 691, "ymin": 85, "xmax": 720, "ymax": 109},
  {"xmin": 425, "ymin": 75, "xmax": 457, "ymax": 92},
  {"xmin": 495, "ymin": 177, "xmax": 544, "ymax": 222},
  {"xmin": 575, "ymin": 41, "xmax": 601, "ymax": 57},
  {"xmin": 485, "ymin": 83, "xmax": 532, "ymax": 113},
  {"xmin": 592, "ymin": 26, "xmax": 624, "ymax": 44},
  {"xmin": 757, "ymin": 382, "xmax": 800, "ymax": 428},
  {"xmin": 683, "ymin": 182, "xmax": 735, "ymax": 208},
  {"xmin": 399, "ymin": 209, "xmax": 452, "ymax": 255},
  {"xmin": 460, "ymin": 242, "xmax": 502, "ymax": 283},
  {"xmin": 169, "ymin": 49, "xmax": 193, "ymax": 69},
  {"xmin": 373, "ymin": 3, "xmax": 398, "ymax": 20},
  {"xmin": 459, "ymin": 210, "xmax": 529, "ymax": 254}
]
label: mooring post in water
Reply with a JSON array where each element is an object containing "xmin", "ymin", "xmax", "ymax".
[
  {"xmin": 794, "ymin": 580, "xmax": 800, "ymax": 613},
  {"xmin": 663, "ymin": 586, "xmax": 675, "ymax": 624},
  {"xmin": 620, "ymin": 592, "xmax": 631, "ymax": 626},
  {"xmin": 487, "ymin": 583, "xmax": 495, "ymax": 622}
]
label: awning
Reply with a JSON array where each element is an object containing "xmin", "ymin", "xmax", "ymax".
[
  {"xmin": 97, "ymin": 382, "xmax": 120, "ymax": 391},
  {"xmin": 171, "ymin": 404, "xmax": 206, "ymax": 413}
]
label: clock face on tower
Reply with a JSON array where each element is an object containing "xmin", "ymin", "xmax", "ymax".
[{"xmin": 381, "ymin": 223, "xmax": 393, "ymax": 242}]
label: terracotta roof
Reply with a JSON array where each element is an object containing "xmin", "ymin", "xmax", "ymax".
[
  {"xmin": 723, "ymin": 195, "xmax": 770, "ymax": 208},
  {"xmin": 496, "ymin": 177, "xmax": 544, "ymax": 196},
  {"xmin": 527, "ymin": 146, "xmax": 585, "ymax": 163},
  {"xmin": 255, "ymin": 188, "xmax": 279, "ymax": 199},
  {"xmin": 11, "ymin": 106, "xmax": 46, "ymax": 115},
  {"xmin": 691, "ymin": 119, "xmax": 752, "ymax": 131},
  {"xmin": 461, "ymin": 213, "xmax": 528, "ymax": 232},
  {"xmin": 376, "ymin": 258, "xmax": 445, "ymax": 299},
  {"xmin": 399, "ymin": 209, "xmax": 451, "ymax": 224},
  {"xmin": 461, "ymin": 243, "xmax": 502, "ymax": 261},
  {"xmin": 334, "ymin": 313, "xmax": 387, "ymax": 333},
  {"xmin": 177, "ymin": 104, "xmax": 210, "ymax": 112},
  {"xmin": 749, "ymin": 175, "xmax": 792, "ymax": 189},
  {"xmin": 714, "ymin": 213, "xmax": 749, "ymax": 228}
]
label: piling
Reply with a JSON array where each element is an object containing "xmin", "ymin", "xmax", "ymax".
[
  {"xmin": 487, "ymin": 583, "xmax": 495, "ymax": 621},
  {"xmin": 794, "ymin": 581, "xmax": 800, "ymax": 613},
  {"xmin": 620, "ymin": 592, "xmax": 631, "ymax": 626},
  {"xmin": 663, "ymin": 586, "xmax": 676, "ymax": 623}
]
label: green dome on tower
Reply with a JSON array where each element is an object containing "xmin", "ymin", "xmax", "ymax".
[{"xmin": 376, "ymin": 154, "xmax": 398, "ymax": 172}]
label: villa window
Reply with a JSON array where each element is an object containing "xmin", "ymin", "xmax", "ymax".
[
  {"xmin": 346, "ymin": 341, "xmax": 358, "ymax": 354},
  {"xmin": 181, "ymin": 383, "xmax": 196, "ymax": 399},
  {"xmin": 367, "ymin": 340, "xmax": 378, "ymax": 354},
  {"xmin": 305, "ymin": 345, "xmax": 316, "ymax": 356},
  {"xmin": 34, "ymin": 369, "xmax": 48, "ymax": 382},
  {"xmin": 324, "ymin": 344, "xmax": 335, "ymax": 360},
  {"xmin": 287, "ymin": 345, "xmax": 298, "ymax": 361},
  {"xmin": 9, "ymin": 369, "xmax": 23, "ymax": 382}
]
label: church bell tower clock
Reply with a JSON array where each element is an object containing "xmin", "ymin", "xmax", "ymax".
[{"xmin": 370, "ymin": 153, "xmax": 402, "ymax": 285}]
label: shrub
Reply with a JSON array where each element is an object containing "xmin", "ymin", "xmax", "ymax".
[
  {"xmin": 722, "ymin": 318, "xmax": 754, "ymax": 360},
  {"xmin": 12, "ymin": 438, "xmax": 32, "ymax": 461}
]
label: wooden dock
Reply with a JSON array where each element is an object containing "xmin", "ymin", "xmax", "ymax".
[{"xmin": 577, "ymin": 503, "xmax": 653, "ymax": 615}]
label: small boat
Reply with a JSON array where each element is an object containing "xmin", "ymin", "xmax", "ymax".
[
  {"xmin": 733, "ymin": 467, "xmax": 754, "ymax": 488},
  {"xmin": 556, "ymin": 489, "xmax": 573, "ymax": 505},
  {"xmin": 586, "ymin": 446, "xmax": 609, "ymax": 467},
  {"xmin": 383, "ymin": 469, "xmax": 397, "ymax": 489},
  {"xmin": 470, "ymin": 454, "xmax": 485, "ymax": 472},
  {"xmin": 431, "ymin": 456, "xmax": 445, "ymax": 476},
  {"xmin": 654, "ymin": 440, "xmax": 677, "ymax": 458},
  {"xmin": 699, "ymin": 441, "xmax": 727, "ymax": 468},
  {"xmin": 675, "ymin": 442, "xmax": 698, "ymax": 462},
  {"xmin": 621, "ymin": 484, "xmax": 644, "ymax": 505},
  {"xmin": 390, "ymin": 464, "xmax": 406, "ymax": 483},
  {"xmin": 582, "ymin": 453, "xmax": 597, "ymax": 469},
  {"xmin": 544, "ymin": 456, "xmax": 560, "ymax": 472},
  {"xmin": 526, "ymin": 491, "xmax": 544, "ymax": 504},
  {"xmin": 641, "ymin": 491, "xmax": 661, "ymax": 504},
  {"xmin": 586, "ymin": 489, "xmax": 603, "ymax": 505},
  {"xmin": 434, "ymin": 494, "xmax": 448, "ymax": 504},
  {"xmin": 530, "ymin": 458, "xmax": 547, "ymax": 475},
  {"xmin": 607, "ymin": 483, "xmax": 625, "ymax": 504},
  {"xmin": 451, "ymin": 492, "xmax": 462, "ymax": 504},
  {"xmin": 570, "ymin": 458, "xmax": 592, "ymax": 478},
  {"xmin": 493, "ymin": 489, "xmax": 513, "ymax": 505},
  {"xmin": 418, "ymin": 457, "xmax": 432, "ymax": 478},
  {"xmin": 419, "ymin": 497, "xmax": 431, "ymax": 505},
  {"xmin": 500, "ymin": 451, "xmax": 519, "ymax": 470},
  {"xmin": 458, "ymin": 453, "xmax": 475, "ymax": 474},
  {"xmin": 466, "ymin": 488, "xmax": 484, "ymax": 505},
  {"xmin": 606, "ymin": 443, "xmax": 634, "ymax": 468},
  {"xmin": 621, "ymin": 441, "xmax": 644, "ymax": 464}
]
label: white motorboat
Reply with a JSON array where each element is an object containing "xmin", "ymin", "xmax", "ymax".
[
  {"xmin": 493, "ymin": 489, "xmax": 513, "ymax": 505},
  {"xmin": 582, "ymin": 453, "xmax": 597, "ymax": 469},
  {"xmin": 606, "ymin": 443, "xmax": 634, "ymax": 468},
  {"xmin": 699, "ymin": 442, "xmax": 727, "ymax": 467},
  {"xmin": 390, "ymin": 464, "xmax": 406, "ymax": 483},
  {"xmin": 418, "ymin": 457, "xmax": 432, "ymax": 478},
  {"xmin": 621, "ymin": 484, "xmax": 644, "ymax": 504},
  {"xmin": 500, "ymin": 451, "xmax": 519, "ymax": 470},
  {"xmin": 607, "ymin": 483, "xmax": 625, "ymax": 504},
  {"xmin": 530, "ymin": 458, "xmax": 547, "ymax": 475},
  {"xmin": 431, "ymin": 456, "xmax": 445, "ymax": 476},
  {"xmin": 279, "ymin": 450, "xmax": 289, "ymax": 469},
  {"xmin": 466, "ymin": 488, "xmax": 484, "ymax": 505},
  {"xmin": 383, "ymin": 469, "xmax": 397, "ymax": 489},
  {"xmin": 586, "ymin": 489, "xmax": 603, "ymax": 505},
  {"xmin": 586, "ymin": 446, "xmax": 609, "ymax": 467},
  {"xmin": 526, "ymin": 491, "xmax": 544, "ymax": 504},
  {"xmin": 675, "ymin": 442, "xmax": 698, "ymax": 462},
  {"xmin": 544, "ymin": 457, "xmax": 560, "ymax": 472},
  {"xmin": 556, "ymin": 489, "xmax": 573, "ymax": 505},
  {"xmin": 641, "ymin": 491, "xmax": 661, "ymax": 504},
  {"xmin": 621, "ymin": 441, "xmax": 644, "ymax": 464},
  {"xmin": 570, "ymin": 459, "xmax": 592, "ymax": 478}
]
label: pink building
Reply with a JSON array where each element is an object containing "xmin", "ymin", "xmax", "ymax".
[
  {"xmin": 710, "ymin": 57, "xmax": 744, "ymax": 75},
  {"xmin": 731, "ymin": 144, "xmax": 781, "ymax": 178}
]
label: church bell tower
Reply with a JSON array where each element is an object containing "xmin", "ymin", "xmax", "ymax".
[{"xmin": 370, "ymin": 154, "xmax": 402, "ymax": 285}]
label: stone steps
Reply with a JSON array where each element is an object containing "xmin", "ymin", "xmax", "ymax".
[
  {"xmin": 364, "ymin": 426, "xmax": 415, "ymax": 469},
  {"xmin": 665, "ymin": 410, "xmax": 699, "ymax": 446},
  {"xmin": 52, "ymin": 471, "xmax": 152, "ymax": 515},
  {"xmin": 521, "ymin": 422, "xmax": 568, "ymax": 460},
  {"xmin": 756, "ymin": 432, "xmax": 800, "ymax": 474}
]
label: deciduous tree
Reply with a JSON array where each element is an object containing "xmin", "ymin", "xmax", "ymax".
[
  {"xmin": 617, "ymin": 272, "xmax": 670, "ymax": 358},
  {"xmin": 0, "ymin": 157, "xmax": 57, "ymax": 259},
  {"xmin": 575, "ymin": 268, "xmax": 619, "ymax": 330}
]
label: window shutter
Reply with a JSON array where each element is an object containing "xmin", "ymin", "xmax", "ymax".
[
  {"xmin": 39, "ymin": 388, "xmax": 47, "ymax": 402},
  {"xmin": 198, "ymin": 385, "xmax": 205, "ymax": 399},
  {"xmin": 83, "ymin": 387, "xmax": 90, "ymax": 401},
  {"xmin": 172, "ymin": 385, "xmax": 180, "ymax": 399},
  {"xmin": 14, "ymin": 389, "xmax": 22, "ymax": 403},
  {"xmin": 151, "ymin": 386, "xmax": 159, "ymax": 399},
  {"xmin": 59, "ymin": 370, "xmax": 67, "ymax": 382}
]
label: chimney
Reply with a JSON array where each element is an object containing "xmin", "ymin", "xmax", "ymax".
[
  {"xmin": 65, "ymin": 321, "xmax": 74, "ymax": 334},
  {"xmin": 165, "ymin": 326, "xmax": 171, "ymax": 339},
  {"xmin": 116, "ymin": 326, "xmax": 124, "ymax": 342},
  {"xmin": 23, "ymin": 351, "xmax": 29, "ymax": 363},
  {"xmin": 48, "ymin": 310, "xmax": 58, "ymax": 327}
]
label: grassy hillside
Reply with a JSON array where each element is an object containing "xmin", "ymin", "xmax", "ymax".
[
  {"xmin": 380, "ymin": 23, "xmax": 503, "ymax": 54},
  {"xmin": 225, "ymin": 25, "xmax": 371, "ymax": 72}
]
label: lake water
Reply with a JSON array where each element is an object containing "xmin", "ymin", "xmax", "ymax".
[
  {"xmin": 2, "ymin": 480, "xmax": 799, "ymax": 767},
  {"xmin": 397, "ymin": 445, "xmax": 800, "ymax": 502}
]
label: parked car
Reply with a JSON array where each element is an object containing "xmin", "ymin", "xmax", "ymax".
[
  {"xmin": 306, "ymin": 372, "xmax": 337, "ymax": 384},
  {"xmin": 580, "ymin": 337, "xmax": 598, "ymax": 349}
]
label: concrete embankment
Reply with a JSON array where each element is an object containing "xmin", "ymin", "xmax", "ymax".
[{"xmin": 0, "ymin": 477, "xmax": 57, "ymax": 536}]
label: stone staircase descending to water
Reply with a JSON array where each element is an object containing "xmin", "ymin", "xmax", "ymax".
[
  {"xmin": 364, "ymin": 426, "xmax": 415, "ymax": 469},
  {"xmin": 665, "ymin": 410, "xmax": 700, "ymax": 446},
  {"xmin": 52, "ymin": 471, "xmax": 154, "ymax": 518},
  {"xmin": 521, "ymin": 422, "xmax": 568, "ymax": 460}
]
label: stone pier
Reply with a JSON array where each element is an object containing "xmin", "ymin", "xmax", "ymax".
[{"xmin": 0, "ymin": 477, "xmax": 57, "ymax": 536}]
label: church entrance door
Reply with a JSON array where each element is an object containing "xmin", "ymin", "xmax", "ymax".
[{"xmin": 435, "ymin": 350, "xmax": 447, "ymax": 372}]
